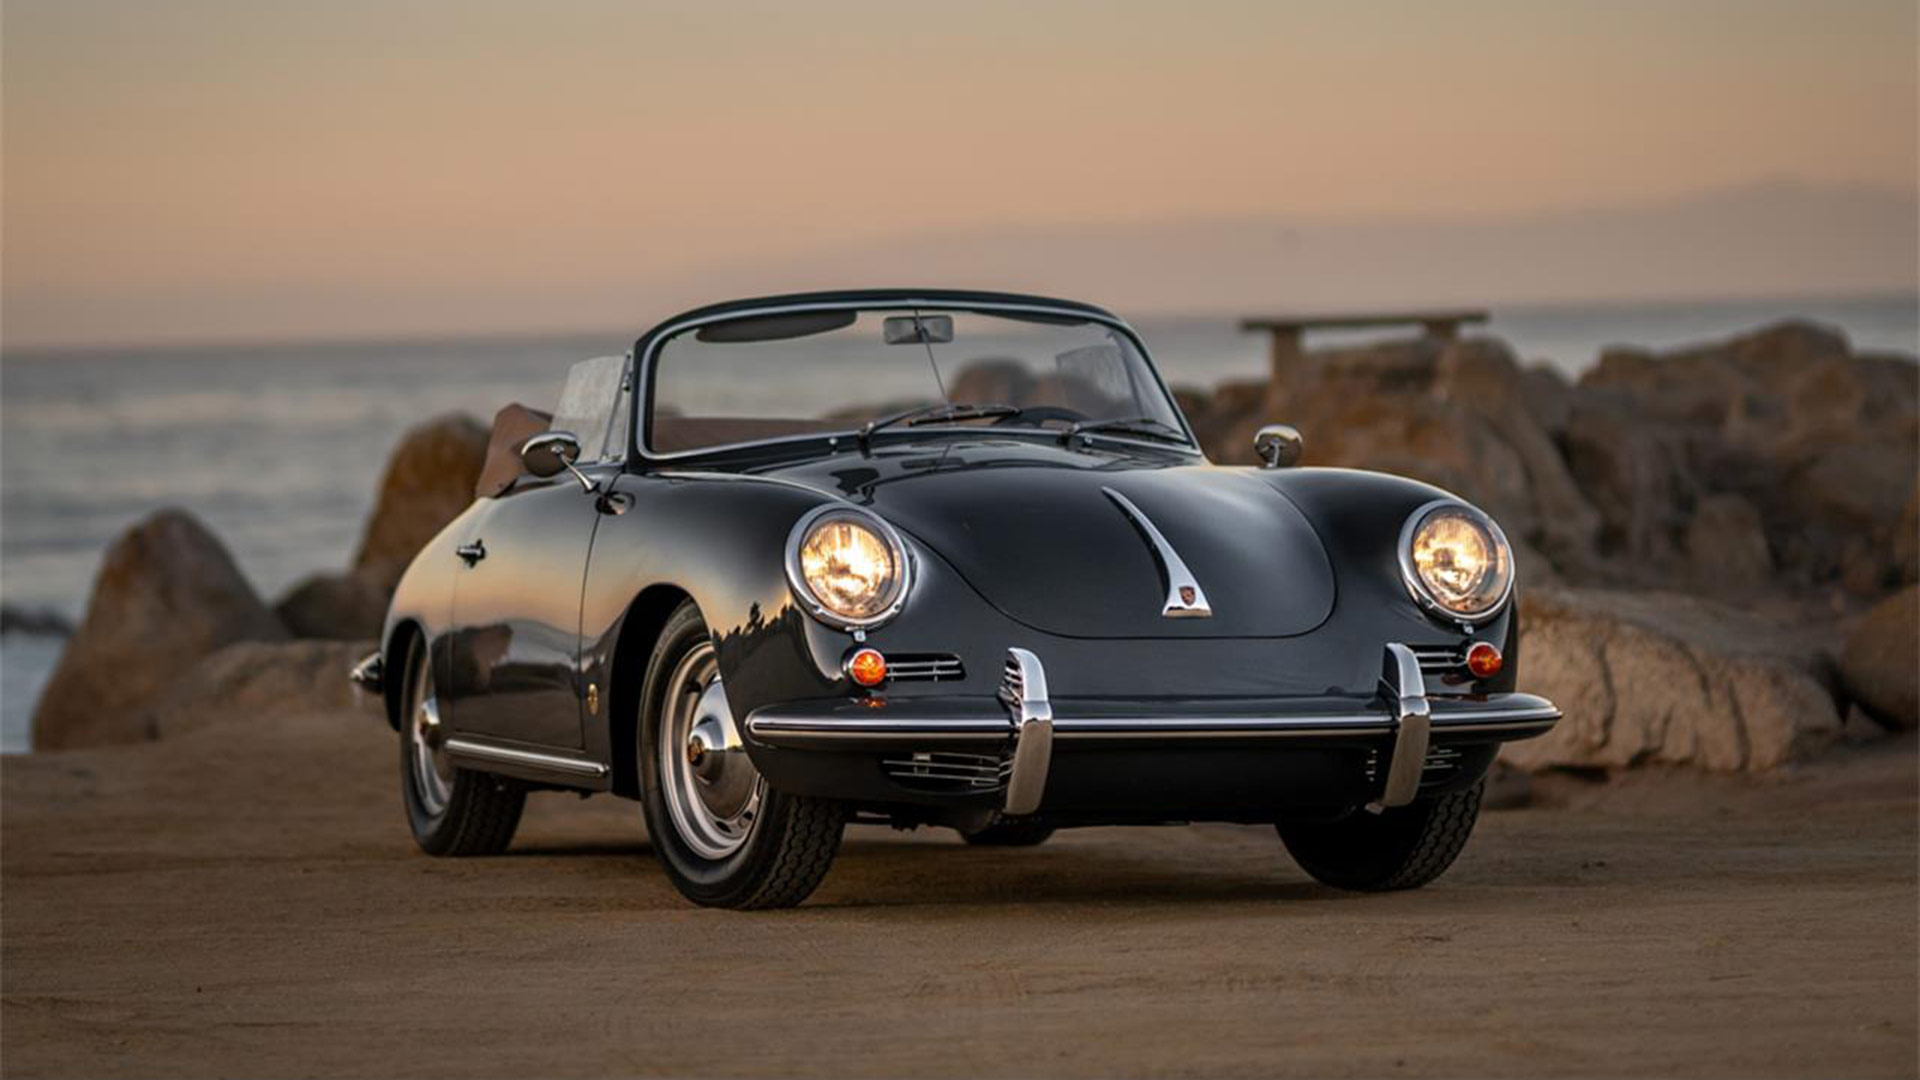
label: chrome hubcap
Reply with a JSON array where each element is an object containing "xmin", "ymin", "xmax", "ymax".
[
  {"xmin": 408, "ymin": 654, "xmax": 455, "ymax": 816},
  {"xmin": 658, "ymin": 641, "xmax": 762, "ymax": 859}
]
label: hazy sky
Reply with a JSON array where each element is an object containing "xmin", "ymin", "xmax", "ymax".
[{"xmin": 4, "ymin": 0, "xmax": 1915, "ymax": 346}]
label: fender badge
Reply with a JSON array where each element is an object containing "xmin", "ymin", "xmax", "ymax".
[{"xmin": 585, "ymin": 683, "xmax": 600, "ymax": 715}]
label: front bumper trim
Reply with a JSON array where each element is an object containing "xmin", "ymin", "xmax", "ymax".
[{"xmin": 743, "ymin": 643, "xmax": 1561, "ymax": 815}]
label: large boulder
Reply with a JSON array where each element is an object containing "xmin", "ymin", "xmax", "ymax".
[
  {"xmin": 1837, "ymin": 586, "xmax": 1918, "ymax": 731},
  {"xmin": 1505, "ymin": 588, "xmax": 1845, "ymax": 773},
  {"xmin": 31, "ymin": 510, "xmax": 288, "ymax": 750},
  {"xmin": 350, "ymin": 413, "xmax": 488, "ymax": 593},
  {"xmin": 1573, "ymin": 321, "xmax": 1917, "ymax": 594},
  {"xmin": 139, "ymin": 639, "xmax": 374, "ymax": 740},
  {"xmin": 1196, "ymin": 336, "xmax": 1598, "ymax": 582},
  {"xmin": 274, "ymin": 570, "xmax": 391, "ymax": 641}
]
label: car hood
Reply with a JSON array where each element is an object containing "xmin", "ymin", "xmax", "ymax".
[{"xmin": 754, "ymin": 439, "xmax": 1335, "ymax": 639}]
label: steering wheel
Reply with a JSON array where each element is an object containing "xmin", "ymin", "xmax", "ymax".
[{"xmin": 993, "ymin": 405, "xmax": 1085, "ymax": 427}]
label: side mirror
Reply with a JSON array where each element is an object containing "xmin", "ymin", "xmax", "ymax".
[
  {"xmin": 1254, "ymin": 424, "xmax": 1303, "ymax": 469},
  {"xmin": 521, "ymin": 431, "xmax": 592, "ymax": 491}
]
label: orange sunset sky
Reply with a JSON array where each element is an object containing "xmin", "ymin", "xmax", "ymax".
[{"xmin": 3, "ymin": 0, "xmax": 1916, "ymax": 347}]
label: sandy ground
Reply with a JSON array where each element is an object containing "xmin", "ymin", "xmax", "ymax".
[{"xmin": 2, "ymin": 710, "xmax": 1914, "ymax": 1079}]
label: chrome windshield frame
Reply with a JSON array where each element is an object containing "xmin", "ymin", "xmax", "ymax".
[{"xmin": 628, "ymin": 296, "xmax": 1201, "ymax": 465}]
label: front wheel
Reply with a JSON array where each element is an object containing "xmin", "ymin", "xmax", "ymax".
[
  {"xmin": 1277, "ymin": 780, "xmax": 1484, "ymax": 891},
  {"xmin": 399, "ymin": 634, "xmax": 526, "ymax": 856},
  {"xmin": 638, "ymin": 602, "xmax": 844, "ymax": 909}
]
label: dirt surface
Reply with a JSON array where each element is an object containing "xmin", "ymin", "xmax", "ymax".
[{"xmin": 4, "ymin": 711, "xmax": 1915, "ymax": 1079}]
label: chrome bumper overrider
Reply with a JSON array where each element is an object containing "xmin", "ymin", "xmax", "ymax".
[{"xmin": 743, "ymin": 643, "xmax": 1562, "ymax": 814}]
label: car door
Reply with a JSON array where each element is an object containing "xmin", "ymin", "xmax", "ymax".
[{"xmin": 444, "ymin": 473, "xmax": 609, "ymax": 749}]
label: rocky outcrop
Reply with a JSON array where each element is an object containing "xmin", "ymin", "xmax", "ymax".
[
  {"xmin": 32, "ymin": 510, "xmax": 288, "ymax": 750},
  {"xmin": 274, "ymin": 571, "xmax": 391, "ymax": 641},
  {"xmin": 1183, "ymin": 319, "xmax": 1915, "ymax": 605},
  {"xmin": 1505, "ymin": 588, "xmax": 1845, "ymax": 773},
  {"xmin": 139, "ymin": 639, "xmax": 374, "ymax": 740},
  {"xmin": 1573, "ymin": 321, "xmax": 1918, "ymax": 595},
  {"xmin": 349, "ymin": 413, "xmax": 488, "ymax": 593},
  {"xmin": 1838, "ymin": 586, "xmax": 1918, "ymax": 731},
  {"xmin": 1185, "ymin": 336, "xmax": 1600, "ymax": 582}
]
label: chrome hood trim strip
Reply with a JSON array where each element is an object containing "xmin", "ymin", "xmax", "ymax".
[{"xmin": 1100, "ymin": 487, "xmax": 1212, "ymax": 619}]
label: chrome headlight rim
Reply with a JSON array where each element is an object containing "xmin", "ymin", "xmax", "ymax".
[
  {"xmin": 1397, "ymin": 498, "xmax": 1515, "ymax": 626},
  {"xmin": 783, "ymin": 504, "xmax": 913, "ymax": 631}
]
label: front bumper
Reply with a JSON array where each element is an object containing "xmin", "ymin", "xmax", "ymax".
[{"xmin": 743, "ymin": 643, "xmax": 1559, "ymax": 815}]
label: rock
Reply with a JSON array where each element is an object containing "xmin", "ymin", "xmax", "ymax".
[
  {"xmin": 350, "ymin": 413, "xmax": 489, "ymax": 592},
  {"xmin": 31, "ymin": 510, "xmax": 287, "ymax": 751},
  {"xmin": 0, "ymin": 605, "xmax": 73, "ymax": 637},
  {"xmin": 1503, "ymin": 588, "xmax": 1844, "ymax": 773},
  {"xmin": 1561, "ymin": 394, "xmax": 1693, "ymax": 565},
  {"xmin": 140, "ymin": 639, "xmax": 374, "ymax": 740},
  {"xmin": 275, "ymin": 571, "xmax": 390, "ymax": 640},
  {"xmin": 1685, "ymin": 493, "xmax": 1772, "ymax": 588},
  {"xmin": 1838, "ymin": 586, "xmax": 1918, "ymax": 731},
  {"xmin": 1520, "ymin": 363, "xmax": 1573, "ymax": 439}
]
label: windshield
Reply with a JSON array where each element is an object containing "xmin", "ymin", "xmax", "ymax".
[{"xmin": 645, "ymin": 308, "xmax": 1187, "ymax": 455}]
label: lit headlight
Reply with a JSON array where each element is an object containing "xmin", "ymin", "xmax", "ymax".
[
  {"xmin": 1399, "ymin": 500, "xmax": 1514, "ymax": 622},
  {"xmin": 785, "ymin": 506, "xmax": 910, "ymax": 628}
]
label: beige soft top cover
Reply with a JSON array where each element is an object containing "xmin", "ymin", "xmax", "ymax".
[{"xmin": 476, "ymin": 403, "xmax": 553, "ymax": 498}]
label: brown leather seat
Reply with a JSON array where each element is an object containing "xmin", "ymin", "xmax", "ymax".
[{"xmin": 475, "ymin": 404, "xmax": 554, "ymax": 498}]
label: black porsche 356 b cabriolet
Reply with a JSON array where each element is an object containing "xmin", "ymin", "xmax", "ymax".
[{"xmin": 350, "ymin": 289, "xmax": 1560, "ymax": 908}]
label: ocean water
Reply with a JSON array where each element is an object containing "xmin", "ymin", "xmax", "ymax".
[{"xmin": 3, "ymin": 294, "xmax": 1914, "ymax": 751}]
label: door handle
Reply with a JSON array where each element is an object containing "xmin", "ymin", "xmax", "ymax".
[{"xmin": 456, "ymin": 540, "xmax": 487, "ymax": 566}]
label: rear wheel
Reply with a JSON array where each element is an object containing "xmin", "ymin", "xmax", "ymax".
[
  {"xmin": 960, "ymin": 820, "xmax": 1056, "ymax": 847},
  {"xmin": 399, "ymin": 634, "xmax": 525, "ymax": 856},
  {"xmin": 639, "ymin": 602, "xmax": 844, "ymax": 909},
  {"xmin": 1277, "ymin": 781, "xmax": 1483, "ymax": 891}
]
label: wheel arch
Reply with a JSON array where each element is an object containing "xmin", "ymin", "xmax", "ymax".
[
  {"xmin": 605, "ymin": 583, "xmax": 695, "ymax": 799},
  {"xmin": 382, "ymin": 618, "xmax": 426, "ymax": 731}
]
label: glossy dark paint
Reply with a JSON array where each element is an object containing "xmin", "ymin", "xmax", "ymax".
[{"xmin": 378, "ymin": 289, "xmax": 1527, "ymax": 820}]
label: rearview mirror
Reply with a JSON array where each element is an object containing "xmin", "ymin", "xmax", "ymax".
[
  {"xmin": 1254, "ymin": 424, "xmax": 1303, "ymax": 469},
  {"xmin": 521, "ymin": 431, "xmax": 591, "ymax": 490},
  {"xmin": 883, "ymin": 314, "xmax": 954, "ymax": 345}
]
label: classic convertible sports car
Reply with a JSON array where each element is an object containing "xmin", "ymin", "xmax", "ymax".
[{"xmin": 350, "ymin": 289, "xmax": 1560, "ymax": 908}]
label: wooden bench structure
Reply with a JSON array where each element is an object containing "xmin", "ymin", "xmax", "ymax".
[{"xmin": 1239, "ymin": 310, "xmax": 1488, "ymax": 385}]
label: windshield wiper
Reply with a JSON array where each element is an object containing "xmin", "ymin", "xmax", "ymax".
[
  {"xmin": 1061, "ymin": 416, "xmax": 1189, "ymax": 446},
  {"xmin": 858, "ymin": 403, "xmax": 1020, "ymax": 449}
]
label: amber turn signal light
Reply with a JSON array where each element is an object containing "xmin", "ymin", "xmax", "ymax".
[
  {"xmin": 845, "ymin": 647, "xmax": 888, "ymax": 687},
  {"xmin": 1466, "ymin": 641, "xmax": 1503, "ymax": 679}
]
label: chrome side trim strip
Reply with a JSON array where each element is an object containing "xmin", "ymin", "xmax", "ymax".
[
  {"xmin": 1375, "ymin": 642, "xmax": 1432, "ymax": 809},
  {"xmin": 443, "ymin": 738, "xmax": 610, "ymax": 778},
  {"xmin": 1101, "ymin": 487, "xmax": 1212, "ymax": 619},
  {"xmin": 1000, "ymin": 647, "xmax": 1054, "ymax": 816},
  {"xmin": 746, "ymin": 715, "xmax": 1010, "ymax": 737}
]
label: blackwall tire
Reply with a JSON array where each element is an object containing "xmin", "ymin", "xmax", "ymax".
[
  {"xmin": 638, "ymin": 601, "xmax": 844, "ymax": 909},
  {"xmin": 399, "ymin": 634, "xmax": 526, "ymax": 857},
  {"xmin": 1278, "ymin": 780, "xmax": 1484, "ymax": 891}
]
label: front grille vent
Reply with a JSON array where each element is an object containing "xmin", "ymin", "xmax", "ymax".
[
  {"xmin": 886, "ymin": 653, "xmax": 965, "ymax": 682},
  {"xmin": 1000, "ymin": 654, "xmax": 1024, "ymax": 704},
  {"xmin": 882, "ymin": 751, "xmax": 1011, "ymax": 792},
  {"xmin": 1409, "ymin": 644, "xmax": 1467, "ymax": 682}
]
